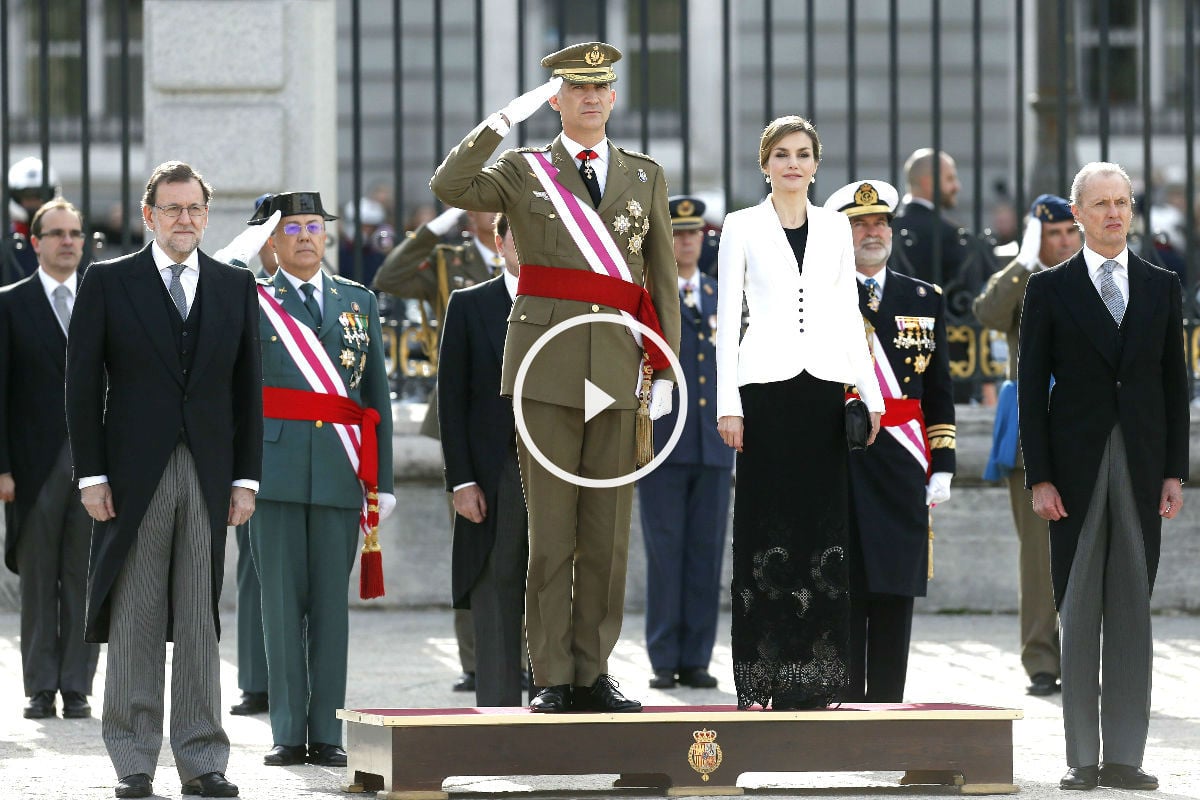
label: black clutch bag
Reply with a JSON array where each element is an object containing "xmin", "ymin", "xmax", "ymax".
[{"xmin": 845, "ymin": 398, "xmax": 870, "ymax": 451}]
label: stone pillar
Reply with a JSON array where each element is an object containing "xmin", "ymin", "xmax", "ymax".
[{"xmin": 143, "ymin": 0, "xmax": 337, "ymax": 267}]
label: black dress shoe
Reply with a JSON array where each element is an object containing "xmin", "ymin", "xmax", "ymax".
[
  {"xmin": 1099, "ymin": 763, "xmax": 1158, "ymax": 790},
  {"xmin": 114, "ymin": 773, "xmax": 152, "ymax": 798},
  {"xmin": 1027, "ymin": 672, "xmax": 1061, "ymax": 696},
  {"xmin": 452, "ymin": 671, "xmax": 476, "ymax": 692},
  {"xmin": 182, "ymin": 771, "xmax": 239, "ymax": 797},
  {"xmin": 648, "ymin": 669, "xmax": 677, "ymax": 689},
  {"xmin": 529, "ymin": 684, "xmax": 571, "ymax": 713},
  {"xmin": 229, "ymin": 691, "xmax": 269, "ymax": 715},
  {"xmin": 61, "ymin": 691, "xmax": 91, "ymax": 719},
  {"xmin": 678, "ymin": 667, "xmax": 719, "ymax": 688},
  {"xmin": 1060, "ymin": 765, "xmax": 1100, "ymax": 790},
  {"xmin": 571, "ymin": 675, "xmax": 642, "ymax": 713},
  {"xmin": 263, "ymin": 744, "xmax": 308, "ymax": 766},
  {"xmin": 23, "ymin": 690, "xmax": 55, "ymax": 719},
  {"xmin": 308, "ymin": 742, "xmax": 347, "ymax": 767}
]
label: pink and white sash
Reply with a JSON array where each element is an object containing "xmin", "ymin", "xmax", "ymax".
[
  {"xmin": 870, "ymin": 328, "xmax": 930, "ymax": 473},
  {"xmin": 523, "ymin": 150, "xmax": 642, "ymax": 347},
  {"xmin": 257, "ymin": 285, "xmax": 371, "ymax": 534}
]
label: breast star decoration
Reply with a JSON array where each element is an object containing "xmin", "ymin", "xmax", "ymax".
[{"xmin": 612, "ymin": 199, "xmax": 651, "ymax": 256}]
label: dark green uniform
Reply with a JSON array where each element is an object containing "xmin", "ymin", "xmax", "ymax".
[{"xmin": 249, "ymin": 268, "xmax": 393, "ymax": 747}]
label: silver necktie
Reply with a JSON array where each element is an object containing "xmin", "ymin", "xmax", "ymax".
[
  {"xmin": 168, "ymin": 262, "xmax": 189, "ymax": 319},
  {"xmin": 52, "ymin": 284, "xmax": 72, "ymax": 333},
  {"xmin": 1099, "ymin": 259, "xmax": 1125, "ymax": 326}
]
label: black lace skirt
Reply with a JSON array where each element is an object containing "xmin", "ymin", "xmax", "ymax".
[{"xmin": 731, "ymin": 370, "xmax": 851, "ymax": 710}]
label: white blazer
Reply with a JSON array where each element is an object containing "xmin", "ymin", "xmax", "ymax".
[{"xmin": 716, "ymin": 197, "xmax": 885, "ymax": 418}]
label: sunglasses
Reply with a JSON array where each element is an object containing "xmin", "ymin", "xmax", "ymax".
[{"xmin": 281, "ymin": 222, "xmax": 325, "ymax": 236}]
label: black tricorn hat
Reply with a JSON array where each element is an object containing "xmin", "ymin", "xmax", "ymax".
[{"xmin": 247, "ymin": 191, "xmax": 338, "ymax": 225}]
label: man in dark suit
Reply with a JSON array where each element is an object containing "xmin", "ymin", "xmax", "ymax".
[
  {"xmin": 891, "ymin": 148, "xmax": 994, "ymax": 404},
  {"xmin": 66, "ymin": 161, "xmax": 262, "ymax": 800},
  {"xmin": 825, "ymin": 180, "xmax": 956, "ymax": 703},
  {"xmin": 1019, "ymin": 162, "xmax": 1189, "ymax": 792},
  {"xmin": 0, "ymin": 198, "xmax": 99, "ymax": 720},
  {"xmin": 639, "ymin": 196, "xmax": 731, "ymax": 692},
  {"xmin": 438, "ymin": 213, "xmax": 528, "ymax": 707}
]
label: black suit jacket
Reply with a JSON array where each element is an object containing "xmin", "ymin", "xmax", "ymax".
[
  {"xmin": 436, "ymin": 275, "xmax": 517, "ymax": 608},
  {"xmin": 66, "ymin": 244, "xmax": 263, "ymax": 642},
  {"xmin": 1018, "ymin": 250, "xmax": 1190, "ymax": 607},
  {"xmin": 0, "ymin": 271, "xmax": 76, "ymax": 572}
]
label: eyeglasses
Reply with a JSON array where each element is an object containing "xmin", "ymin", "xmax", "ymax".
[
  {"xmin": 38, "ymin": 229, "xmax": 86, "ymax": 241},
  {"xmin": 153, "ymin": 204, "xmax": 209, "ymax": 219},
  {"xmin": 282, "ymin": 221, "xmax": 325, "ymax": 236}
]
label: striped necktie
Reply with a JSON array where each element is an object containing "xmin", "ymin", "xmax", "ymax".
[
  {"xmin": 168, "ymin": 262, "xmax": 189, "ymax": 319},
  {"xmin": 1099, "ymin": 259, "xmax": 1125, "ymax": 326}
]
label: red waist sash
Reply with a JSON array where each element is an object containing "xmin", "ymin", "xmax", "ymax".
[
  {"xmin": 262, "ymin": 386, "xmax": 381, "ymax": 514},
  {"xmin": 517, "ymin": 264, "xmax": 670, "ymax": 370}
]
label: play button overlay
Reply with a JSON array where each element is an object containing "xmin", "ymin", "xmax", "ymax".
[
  {"xmin": 583, "ymin": 379, "xmax": 616, "ymax": 423},
  {"xmin": 512, "ymin": 312, "xmax": 688, "ymax": 489}
]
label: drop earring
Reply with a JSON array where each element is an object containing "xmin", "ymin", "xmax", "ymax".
[{"xmin": 764, "ymin": 175, "xmax": 771, "ymax": 184}]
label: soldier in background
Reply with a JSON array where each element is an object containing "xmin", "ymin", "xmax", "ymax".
[
  {"xmin": 826, "ymin": 179, "xmax": 955, "ymax": 702},
  {"xmin": 639, "ymin": 196, "xmax": 731, "ymax": 692},
  {"xmin": 974, "ymin": 194, "xmax": 1080, "ymax": 697}
]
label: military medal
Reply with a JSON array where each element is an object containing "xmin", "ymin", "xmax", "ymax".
[
  {"xmin": 340, "ymin": 349, "xmax": 356, "ymax": 367},
  {"xmin": 637, "ymin": 168, "xmax": 648, "ymax": 183},
  {"xmin": 913, "ymin": 352, "xmax": 931, "ymax": 374}
]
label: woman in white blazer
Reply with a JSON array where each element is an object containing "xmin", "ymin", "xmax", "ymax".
[{"xmin": 716, "ymin": 115, "xmax": 884, "ymax": 710}]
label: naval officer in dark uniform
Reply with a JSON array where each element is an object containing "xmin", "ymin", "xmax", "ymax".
[
  {"xmin": 825, "ymin": 180, "xmax": 956, "ymax": 702},
  {"xmin": 638, "ymin": 196, "xmax": 732, "ymax": 691}
]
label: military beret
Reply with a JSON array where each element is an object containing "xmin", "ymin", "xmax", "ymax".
[
  {"xmin": 247, "ymin": 191, "xmax": 338, "ymax": 225},
  {"xmin": 541, "ymin": 41, "xmax": 621, "ymax": 84},
  {"xmin": 823, "ymin": 180, "xmax": 899, "ymax": 219},
  {"xmin": 1030, "ymin": 194, "xmax": 1072, "ymax": 223},
  {"xmin": 669, "ymin": 195, "xmax": 706, "ymax": 230}
]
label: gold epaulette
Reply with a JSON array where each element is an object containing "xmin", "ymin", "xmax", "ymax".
[
  {"xmin": 514, "ymin": 145, "xmax": 551, "ymax": 154},
  {"xmin": 927, "ymin": 423, "xmax": 956, "ymax": 450}
]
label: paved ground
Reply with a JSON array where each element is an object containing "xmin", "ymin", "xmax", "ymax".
[{"xmin": 1, "ymin": 609, "xmax": 1198, "ymax": 799}]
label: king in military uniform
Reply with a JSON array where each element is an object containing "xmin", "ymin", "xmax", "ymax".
[
  {"xmin": 246, "ymin": 192, "xmax": 395, "ymax": 766},
  {"xmin": 825, "ymin": 180, "xmax": 955, "ymax": 702},
  {"xmin": 430, "ymin": 41, "xmax": 681, "ymax": 713}
]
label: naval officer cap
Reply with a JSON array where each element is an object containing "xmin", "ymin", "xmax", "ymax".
[
  {"xmin": 247, "ymin": 191, "xmax": 338, "ymax": 224},
  {"xmin": 669, "ymin": 195, "xmax": 706, "ymax": 231},
  {"xmin": 823, "ymin": 179, "xmax": 899, "ymax": 219},
  {"xmin": 1029, "ymin": 194, "xmax": 1072, "ymax": 223},
  {"xmin": 541, "ymin": 41, "xmax": 621, "ymax": 84}
]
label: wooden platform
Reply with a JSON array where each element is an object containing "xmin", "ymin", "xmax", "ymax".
[{"xmin": 337, "ymin": 702, "xmax": 1022, "ymax": 798}]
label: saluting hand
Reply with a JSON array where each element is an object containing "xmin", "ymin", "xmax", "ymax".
[
  {"xmin": 499, "ymin": 77, "xmax": 563, "ymax": 127},
  {"xmin": 718, "ymin": 415, "xmax": 744, "ymax": 453},
  {"xmin": 81, "ymin": 482, "xmax": 116, "ymax": 522}
]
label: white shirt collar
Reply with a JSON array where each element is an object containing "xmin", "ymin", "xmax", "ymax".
[
  {"xmin": 560, "ymin": 132, "xmax": 609, "ymax": 165},
  {"xmin": 37, "ymin": 266, "xmax": 77, "ymax": 300},
  {"xmin": 150, "ymin": 240, "xmax": 200, "ymax": 274},
  {"xmin": 474, "ymin": 237, "xmax": 503, "ymax": 271},
  {"xmin": 279, "ymin": 267, "xmax": 324, "ymax": 297},
  {"xmin": 1082, "ymin": 245, "xmax": 1128, "ymax": 277},
  {"xmin": 503, "ymin": 269, "xmax": 519, "ymax": 301},
  {"xmin": 677, "ymin": 272, "xmax": 700, "ymax": 294},
  {"xmin": 856, "ymin": 268, "xmax": 888, "ymax": 293}
]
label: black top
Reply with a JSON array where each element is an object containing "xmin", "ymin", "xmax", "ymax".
[{"xmin": 783, "ymin": 222, "xmax": 809, "ymax": 274}]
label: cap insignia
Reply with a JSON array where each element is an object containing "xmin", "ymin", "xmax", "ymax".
[{"xmin": 854, "ymin": 183, "xmax": 879, "ymax": 207}]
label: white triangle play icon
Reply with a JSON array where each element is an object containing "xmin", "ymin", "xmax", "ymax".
[{"xmin": 583, "ymin": 379, "xmax": 616, "ymax": 423}]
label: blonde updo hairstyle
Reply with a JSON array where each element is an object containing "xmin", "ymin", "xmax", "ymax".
[{"xmin": 759, "ymin": 115, "xmax": 822, "ymax": 172}]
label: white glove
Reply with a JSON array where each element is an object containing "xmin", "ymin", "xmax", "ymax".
[
  {"xmin": 648, "ymin": 379, "xmax": 673, "ymax": 421},
  {"xmin": 213, "ymin": 210, "xmax": 281, "ymax": 268},
  {"xmin": 1016, "ymin": 215, "xmax": 1043, "ymax": 271},
  {"xmin": 499, "ymin": 77, "xmax": 563, "ymax": 126},
  {"xmin": 926, "ymin": 472, "xmax": 953, "ymax": 506},
  {"xmin": 377, "ymin": 492, "xmax": 397, "ymax": 522},
  {"xmin": 426, "ymin": 206, "xmax": 464, "ymax": 236}
]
